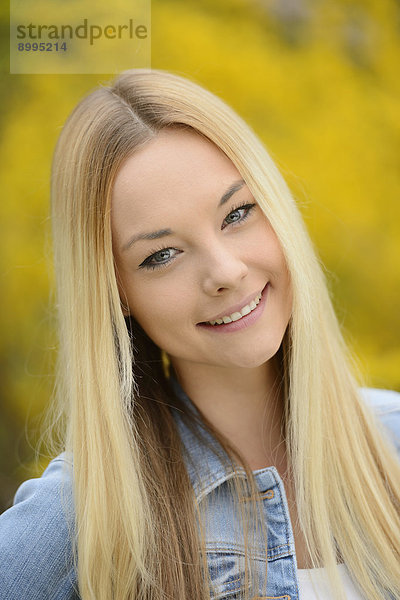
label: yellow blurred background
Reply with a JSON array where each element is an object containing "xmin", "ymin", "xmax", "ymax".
[{"xmin": 1, "ymin": 0, "xmax": 399, "ymax": 512}]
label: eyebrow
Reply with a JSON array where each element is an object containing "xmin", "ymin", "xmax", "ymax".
[{"xmin": 121, "ymin": 178, "xmax": 246, "ymax": 252}]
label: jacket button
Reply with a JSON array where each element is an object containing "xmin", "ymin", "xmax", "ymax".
[{"xmin": 260, "ymin": 489, "xmax": 274, "ymax": 500}]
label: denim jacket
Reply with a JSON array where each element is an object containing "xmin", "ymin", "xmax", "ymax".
[{"xmin": 1, "ymin": 383, "xmax": 399, "ymax": 600}]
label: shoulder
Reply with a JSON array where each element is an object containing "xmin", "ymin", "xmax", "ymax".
[
  {"xmin": 0, "ymin": 453, "xmax": 79, "ymax": 600},
  {"xmin": 359, "ymin": 387, "xmax": 400, "ymax": 455}
]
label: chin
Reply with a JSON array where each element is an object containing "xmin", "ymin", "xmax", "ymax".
[{"xmin": 227, "ymin": 347, "xmax": 281, "ymax": 370}]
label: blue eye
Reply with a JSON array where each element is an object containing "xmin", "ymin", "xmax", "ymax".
[
  {"xmin": 139, "ymin": 247, "xmax": 179, "ymax": 270},
  {"xmin": 222, "ymin": 203, "xmax": 256, "ymax": 229},
  {"xmin": 139, "ymin": 202, "xmax": 257, "ymax": 271}
]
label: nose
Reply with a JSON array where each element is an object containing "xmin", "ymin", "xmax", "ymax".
[{"xmin": 200, "ymin": 240, "xmax": 248, "ymax": 296}]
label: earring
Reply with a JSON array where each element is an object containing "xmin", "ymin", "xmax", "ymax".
[{"xmin": 161, "ymin": 348, "xmax": 171, "ymax": 379}]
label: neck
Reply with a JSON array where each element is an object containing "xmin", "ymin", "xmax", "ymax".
[{"xmin": 170, "ymin": 355, "xmax": 286, "ymax": 471}]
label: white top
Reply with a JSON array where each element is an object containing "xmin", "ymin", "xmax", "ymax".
[{"xmin": 297, "ymin": 563, "xmax": 364, "ymax": 599}]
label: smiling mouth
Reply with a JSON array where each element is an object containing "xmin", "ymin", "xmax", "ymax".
[{"xmin": 198, "ymin": 284, "xmax": 267, "ymax": 327}]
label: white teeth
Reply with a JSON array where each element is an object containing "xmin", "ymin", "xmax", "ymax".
[
  {"xmin": 206, "ymin": 290, "xmax": 263, "ymax": 326},
  {"xmin": 231, "ymin": 312, "xmax": 242, "ymax": 322}
]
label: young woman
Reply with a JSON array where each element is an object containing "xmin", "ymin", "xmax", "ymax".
[{"xmin": 1, "ymin": 68, "xmax": 399, "ymax": 600}]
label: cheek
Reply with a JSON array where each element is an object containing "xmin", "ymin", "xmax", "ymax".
[
  {"xmin": 261, "ymin": 225, "xmax": 289, "ymax": 274},
  {"xmin": 258, "ymin": 227, "xmax": 293, "ymax": 304},
  {"xmin": 252, "ymin": 218, "xmax": 281, "ymax": 257},
  {"xmin": 127, "ymin": 278, "xmax": 192, "ymax": 338}
]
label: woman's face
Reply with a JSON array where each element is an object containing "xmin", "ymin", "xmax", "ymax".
[{"xmin": 111, "ymin": 128, "xmax": 292, "ymax": 372}]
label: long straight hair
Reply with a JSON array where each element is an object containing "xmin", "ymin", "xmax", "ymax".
[{"xmin": 50, "ymin": 68, "xmax": 400, "ymax": 600}]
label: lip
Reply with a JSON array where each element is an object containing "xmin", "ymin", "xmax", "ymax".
[{"xmin": 197, "ymin": 282, "xmax": 269, "ymax": 329}]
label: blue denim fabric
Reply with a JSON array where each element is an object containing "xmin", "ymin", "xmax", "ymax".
[
  {"xmin": 169, "ymin": 379, "xmax": 400, "ymax": 599},
  {"xmin": 0, "ymin": 383, "xmax": 399, "ymax": 599},
  {"xmin": 0, "ymin": 455, "xmax": 78, "ymax": 599}
]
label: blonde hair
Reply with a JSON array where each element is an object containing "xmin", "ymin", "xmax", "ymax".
[{"xmin": 50, "ymin": 68, "xmax": 400, "ymax": 600}]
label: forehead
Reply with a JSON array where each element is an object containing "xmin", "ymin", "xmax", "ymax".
[{"xmin": 111, "ymin": 128, "xmax": 242, "ymax": 218}]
